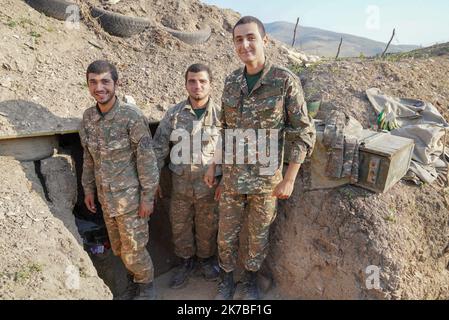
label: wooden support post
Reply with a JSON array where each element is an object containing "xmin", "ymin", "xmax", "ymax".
[
  {"xmin": 291, "ymin": 17, "xmax": 300, "ymax": 47},
  {"xmin": 381, "ymin": 28, "xmax": 396, "ymax": 58},
  {"xmin": 335, "ymin": 37, "xmax": 343, "ymax": 60}
]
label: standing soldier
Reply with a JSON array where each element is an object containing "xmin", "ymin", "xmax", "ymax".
[
  {"xmin": 153, "ymin": 64, "xmax": 221, "ymax": 289},
  {"xmin": 79, "ymin": 60, "xmax": 159, "ymax": 300},
  {"xmin": 204, "ymin": 16, "xmax": 316, "ymax": 300}
]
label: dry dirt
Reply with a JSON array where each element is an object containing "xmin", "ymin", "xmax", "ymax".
[
  {"xmin": 299, "ymin": 56, "xmax": 449, "ymax": 128},
  {"xmin": 266, "ymin": 53, "xmax": 449, "ymax": 299},
  {"xmin": 0, "ymin": 156, "xmax": 111, "ymax": 299},
  {"xmin": 1, "ymin": 0, "xmax": 449, "ymax": 300}
]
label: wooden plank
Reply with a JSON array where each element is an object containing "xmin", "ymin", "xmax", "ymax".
[{"xmin": 0, "ymin": 129, "xmax": 79, "ymax": 141}]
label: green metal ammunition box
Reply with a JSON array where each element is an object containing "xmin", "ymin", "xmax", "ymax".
[{"xmin": 356, "ymin": 131, "xmax": 414, "ymax": 193}]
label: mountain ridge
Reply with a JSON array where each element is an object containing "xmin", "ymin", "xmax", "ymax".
[{"xmin": 265, "ymin": 21, "xmax": 420, "ymax": 57}]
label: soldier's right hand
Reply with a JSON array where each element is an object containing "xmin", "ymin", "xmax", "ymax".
[
  {"xmin": 204, "ymin": 164, "xmax": 216, "ymax": 188},
  {"xmin": 214, "ymin": 185, "xmax": 222, "ymax": 201},
  {"xmin": 156, "ymin": 185, "xmax": 163, "ymax": 199},
  {"xmin": 84, "ymin": 194, "xmax": 97, "ymax": 214},
  {"xmin": 138, "ymin": 201, "xmax": 153, "ymax": 218}
]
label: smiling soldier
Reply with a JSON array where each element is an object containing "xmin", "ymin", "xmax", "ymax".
[
  {"xmin": 204, "ymin": 16, "xmax": 316, "ymax": 300},
  {"xmin": 79, "ymin": 60, "xmax": 159, "ymax": 300}
]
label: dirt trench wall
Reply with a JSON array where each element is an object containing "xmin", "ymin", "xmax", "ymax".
[
  {"xmin": 268, "ymin": 174, "xmax": 449, "ymax": 300},
  {"xmin": 40, "ymin": 154, "xmax": 82, "ymax": 245},
  {"xmin": 0, "ymin": 156, "xmax": 111, "ymax": 299}
]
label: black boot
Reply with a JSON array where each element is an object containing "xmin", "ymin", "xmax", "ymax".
[
  {"xmin": 117, "ymin": 273, "xmax": 137, "ymax": 300},
  {"xmin": 198, "ymin": 257, "xmax": 220, "ymax": 281},
  {"xmin": 242, "ymin": 270, "xmax": 260, "ymax": 300},
  {"xmin": 169, "ymin": 257, "xmax": 194, "ymax": 289},
  {"xmin": 214, "ymin": 270, "xmax": 235, "ymax": 300},
  {"xmin": 134, "ymin": 281, "xmax": 156, "ymax": 300}
]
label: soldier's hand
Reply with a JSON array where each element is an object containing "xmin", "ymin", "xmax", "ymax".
[
  {"xmin": 138, "ymin": 201, "xmax": 153, "ymax": 218},
  {"xmin": 156, "ymin": 184, "xmax": 163, "ymax": 199},
  {"xmin": 84, "ymin": 194, "xmax": 97, "ymax": 213},
  {"xmin": 272, "ymin": 179, "xmax": 295, "ymax": 200},
  {"xmin": 204, "ymin": 165, "xmax": 217, "ymax": 188},
  {"xmin": 214, "ymin": 185, "xmax": 222, "ymax": 201}
]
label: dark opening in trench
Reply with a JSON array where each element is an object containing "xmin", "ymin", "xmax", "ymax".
[
  {"xmin": 57, "ymin": 123, "xmax": 177, "ymax": 297},
  {"xmin": 34, "ymin": 160, "xmax": 52, "ymax": 203}
]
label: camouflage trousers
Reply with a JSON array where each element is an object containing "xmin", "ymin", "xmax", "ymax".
[
  {"xmin": 103, "ymin": 209, "xmax": 154, "ymax": 283},
  {"xmin": 169, "ymin": 170, "xmax": 219, "ymax": 259},
  {"xmin": 218, "ymin": 190, "xmax": 277, "ymax": 272}
]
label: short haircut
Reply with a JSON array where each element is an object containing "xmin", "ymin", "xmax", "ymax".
[
  {"xmin": 184, "ymin": 63, "xmax": 212, "ymax": 83},
  {"xmin": 86, "ymin": 60, "xmax": 118, "ymax": 83},
  {"xmin": 232, "ymin": 16, "xmax": 266, "ymax": 39}
]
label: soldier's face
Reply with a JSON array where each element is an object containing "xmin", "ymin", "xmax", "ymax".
[
  {"xmin": 87, "ymin": 72, "xmax": 116, "ymax": 105},
  {"xmin": 185, "ymin": 71, "xmax": 211, "ymax": 102},
  {"xmin": 233, "ymin": 23, "xmax": 267, "ymax": 66}
]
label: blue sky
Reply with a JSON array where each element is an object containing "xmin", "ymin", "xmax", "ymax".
[{"xmin": 203, "ymin": 0, "xmax": 449, "ymax": 46}]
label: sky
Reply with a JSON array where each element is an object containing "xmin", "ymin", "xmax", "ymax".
[{"xmin": 202, "ymin": 0, "xmax": 449, "ymax": 46}]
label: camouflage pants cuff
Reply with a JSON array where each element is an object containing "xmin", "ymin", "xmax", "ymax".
[
  {"xmin": 218, "ymin": 260, "xmax": 235, "ymax": 273},
  {"xmin": 133, "ymin": 273, "xmax": 154, "ymax": 284}
]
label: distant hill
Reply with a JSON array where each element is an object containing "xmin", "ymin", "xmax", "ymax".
[
  {"xmin": 394, "ymin": 42, "xmax": 449, "ymax": 58},
  {"xmin": 265, "ymin": 21, "xmax": 420, "ymax": 57}
]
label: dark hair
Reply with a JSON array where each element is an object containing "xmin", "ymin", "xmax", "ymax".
[
  {"xmin": 184, "ymin": 63, "xmax": 212, "ymax": 83},
  {"xmin": 232, "ymin": 16, "xmax": 266, "ymax": 39},
  {"xmin": 86, "ymin": 60, "xmax": 118, "ymax": 83}
]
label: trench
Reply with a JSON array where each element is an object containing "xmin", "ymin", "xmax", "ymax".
[
  {"xmin": 34, "ymin": 160, "xmax": 52, "ymax": 203},
  {"xmin": 1, "ymin": 128, "xmax": 280, "ymax": 299},
  {"xmin": 56, "ymin": 123, "xmax": 178, "ymax": 298}
]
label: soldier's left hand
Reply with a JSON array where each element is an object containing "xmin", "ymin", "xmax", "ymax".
[
  {"xmin": 138, "ymin": 201, "xmax": 154, "ymax": 218},
  {"xmin": 204, "ymin": 164, "xmax": 217, "ymax": 188},
  {"xmin": 272, "ymin": 179, "xmax": 295, "ymax": 200},
  {"xmin": 214, "ymin": 185, "xmax": 222, "ymax": 201}
]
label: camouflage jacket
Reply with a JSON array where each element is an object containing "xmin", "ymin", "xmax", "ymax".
[
  {"xmin": 79, "ymin": 98, "xmax": 159, "ymax": 217},
  {"xmin": 153, "ymin": 98, "xmax": 222, "ymax": 177},
  {"xmin": 220, "ymin": 61, "xmax": 316, "ymax": 194}
]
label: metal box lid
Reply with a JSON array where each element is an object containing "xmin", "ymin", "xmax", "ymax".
[{"xmin": 359, "ymin": 130, "xmax": 415, "ymax": 158}]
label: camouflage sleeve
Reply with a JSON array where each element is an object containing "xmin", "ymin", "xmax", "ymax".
[
  {"xmin": 284, "ymin": 74, "xmax": 316, "ymax": 164},
  {"xmin": 209, "ymin": 104, "xmax": 223, "ymax": 175},
  {"xmin": 152, "ymin": 111, "xmax": 172, "ymax": 172},
  {"xmin": 213, "ymin": 91, "xmax": 228, "ymax": 165},
  {"xmin": 79, "ymin": 122, "xmax": 96, "ymax": 195},
  {"xmin": 129, "ymin": 115, "xmax": 159, "ymax": 205}
]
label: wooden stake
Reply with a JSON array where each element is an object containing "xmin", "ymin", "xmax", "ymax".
[
  {"xmin": 335, "ymin": 37, "xmax": 343, "ymax": 60},
  {"xmin": 381, "ymin": 28, "xmax": 396, "ymax": 58},
  {"xmin": 292, "ymin": 17, "xmax": 300, "ymax": 47}
]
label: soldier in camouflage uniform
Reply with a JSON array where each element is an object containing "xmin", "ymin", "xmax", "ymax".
[
  {"xmin": 153, "ymin": 64, "xmax": 221, "ymax": 289},
  {"xmin": 204, "ymin": 17, "xmax": 316, "ymax": 300},
  {"xmin": 79, "ymin": 60, "xmax": 159, "ymax": 300}
]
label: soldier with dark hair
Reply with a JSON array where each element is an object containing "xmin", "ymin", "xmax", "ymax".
[
  {"xmin": 205, "ymin": 16, "xmax": 316, "ymax": 300},
  {"xmin": 79, "ymin": 60, "xmax": 159, "ymax": 300},
  {"xmin": 153, "ymin": 63, "xmax": 221, "ymax": 289}
]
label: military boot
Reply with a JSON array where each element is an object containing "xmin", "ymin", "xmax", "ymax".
[
  {"xmin": 117, "ymin": 273, "xmax": 137, "ymax": 300},
  {"xmin": 134, "ymin": 281, "xmax": 156, "ymax": 300},
  {"xmin": 199, "ymin": 257, "xmax": 220, "ymax": 281},
  {"xmin": 214, "ymin": 270, "xmax": 235, "ymax": 300},
  {"xmin": 169, "ymin": 257, "xmax": 194, "ymax": 289},
  {"xmin": 242, "ymin": 270, "xmax": 260, "ymax": 300}
]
